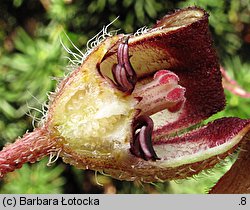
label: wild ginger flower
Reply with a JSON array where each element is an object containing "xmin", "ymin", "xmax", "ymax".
[{"xmin": 0, "ymin": 7, "xmax": 250, "ymax": 185}]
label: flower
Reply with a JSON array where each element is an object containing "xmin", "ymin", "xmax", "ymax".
[{"xmin": 0, "ymin": 7, "xmax": 250, "ymax": 183}]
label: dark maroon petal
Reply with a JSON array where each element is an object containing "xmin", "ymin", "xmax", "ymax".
[
  {"xmin": 149, "ymin": 10, "xmax": 225, "ymax": 136},
  {"xmin": 153, "ymin": 117, "xmax": 250, "ymax": 162}
]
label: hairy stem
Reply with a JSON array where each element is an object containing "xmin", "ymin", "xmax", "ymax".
[{"xmin": 0, "ymin": 127, "xmax": 56, "ymax": 178}]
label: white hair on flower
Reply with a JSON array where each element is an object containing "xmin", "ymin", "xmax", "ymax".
[
  {"xmin": 86, "ymin": 16, "xmax": 120, "ymax": 55},
  {"xmin": 134, "ymin": 26, "xmax": 149, "ymax": 36},
  {"xmin": 60, "ymin": 17, "xmax": 120, "ymax": 70},
  {"xmin": 47, "ymin": 148, "xmax": 62, "ymax": 166}
]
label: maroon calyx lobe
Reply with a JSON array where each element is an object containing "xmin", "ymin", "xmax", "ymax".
[
  {"xmin": 154, "ymin": 117, "xmax": 250, "ymax": 156},
  {"xmin": 148, "ymin": 9, "xmax": 226, "ymax": 137},
  {"xmin": 131, "ymin": 115, "xmax": 160, "ymax": 161},
  {"xmin": 111, "ymin": 36, "xmax": 137, "ymax": 94}
]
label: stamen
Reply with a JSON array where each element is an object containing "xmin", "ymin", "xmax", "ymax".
[
  {"xmin": 130, "ymin": 115, "xmax": 159, "ymax": 161},
  {"xmin": 111, "ymin": 36, "xmax": 137, "ymax": 94},
  {"xmin": 130, "ymin": 70, "xmax": 186, "ymax": 161},
  {"xmin": 133, "ymin": 70, "xmax": 186, "ymax": 116}
]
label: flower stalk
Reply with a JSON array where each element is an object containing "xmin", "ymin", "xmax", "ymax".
[{"xmin": 0, "ymin": 127, "xmax": 57, "ymax": 178}]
